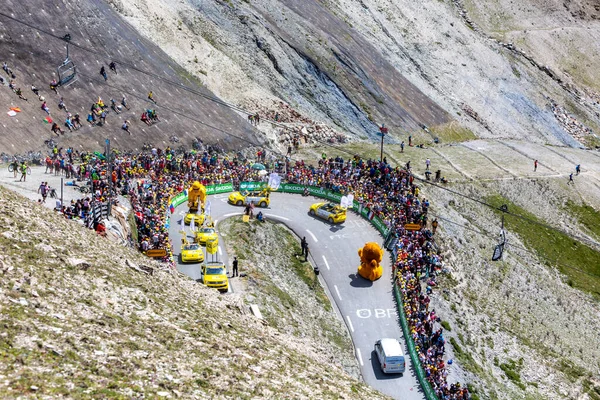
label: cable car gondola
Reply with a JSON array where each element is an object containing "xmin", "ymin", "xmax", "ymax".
[{"xmin": 56, "ymin": 33, "xmax": 77, "ymax": 87}]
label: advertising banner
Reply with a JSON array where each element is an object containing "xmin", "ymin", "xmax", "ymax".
[
  {"xmin": 278, "ymin": 183, "xmax": 305, "ymax": 194},
  {"xmin": 240, "ymin": 181, "xmax": 266, "ymax": 191},
  {"xmin": 206, "ymin": 183, "xmax": 234, "ymax": 195},
  {"xmin": 372, "ymin": 216, "xmax": 390, "ymax": 236},
  {"xmin": 170, "ymin": 190, "xmax": 188, "ymax": 208}
]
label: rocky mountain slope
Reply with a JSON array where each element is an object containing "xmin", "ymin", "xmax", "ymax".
[
  {"xmin": 0, "ymin": 185, "xmax": 387, "ymax": 399},
  {"xmin": 108, "ymin": 0, "xmax": 600, "ymax": 149},
  {"xmin": 0, "ymin": 0, "xmax": 261, "ymax": 155}
]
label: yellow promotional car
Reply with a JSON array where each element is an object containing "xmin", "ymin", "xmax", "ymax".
[
  {"xmin": 309, "ymin": 202, "xmax": 347, "ymax": 224},
  {"xmin": 195, "ymin": 227, "xmax": 219, "ymax": 246},
  {"xmin": 184, "ymin": 212, "xmax": 205, "ymax": 226},
  {"xmin": 201, "ymin": 261, "xmax": 229, "ymax": 292},
  {"xmin": 228, "ymin": 190, "xmax": 270, "ymax": 207},
  {"xmin": 181, "ymin": 242, "xmax": 205, "ymax": 263}
]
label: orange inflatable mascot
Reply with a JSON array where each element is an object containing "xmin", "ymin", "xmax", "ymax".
[{"xmin": 357, "ymin": 242, "xmax": 384, "ymax": 281}]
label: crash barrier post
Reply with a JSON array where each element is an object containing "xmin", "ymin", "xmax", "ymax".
[{"xmin": 393, "ymin": 283, "xmax": 439, "ymax": 400}]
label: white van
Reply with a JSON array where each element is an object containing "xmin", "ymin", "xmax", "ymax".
[{"xmin": 374, "ymin": 338, "xmax": 406, "ymax": 374}]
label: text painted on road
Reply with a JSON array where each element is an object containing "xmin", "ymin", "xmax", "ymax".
[
  {"xmin": 330, "ymin": 233, "xmax": 351, "ymax": 240},
  {"xmin": 356, "ymin": 308, "xmax": 397, "ymax": 319},
  {"xmin": 343, "ymin": 219, "xmax": 369, "ymax": 228}
]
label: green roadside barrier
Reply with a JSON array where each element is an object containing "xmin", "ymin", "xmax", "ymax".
[{"xmin": 394, "ymin": 283, "xmax": 438, "ymax": 400}]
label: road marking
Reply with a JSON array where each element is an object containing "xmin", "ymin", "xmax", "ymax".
[
  {"xmin": 356, "ymin": 308, "xmax": 397, "ymax": 318},
  {"xmin": 265, "ymin": 213, "xmax": 290, "ymax": 221},
  {"xmin": 345, "ymin": 316, "xmax": 354, "ymax": 333},
  {"xmin": 322, "ymin": 255, "xmax": 330, "ymax": 270},
  {"xmin": 306, "ymin": 229, "xmax": 318, "ymax": 243},
  {"xmin": 218, "ymin": 246, "xmax": 222, "ymax": 256},
  {"xmin": 223, "ymin": 212, "xmax": 241, "ymax": 217},
  {"xmin": 334, "ymin": 285, "xmax": 342, "ymax": 300},
  {"xmin": 356, "ymin": 348, "xmax": 364, "ymax": 366}
]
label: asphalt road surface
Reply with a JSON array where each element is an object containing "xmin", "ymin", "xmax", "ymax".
[{"xmin": 169, "ymin": 192, "xmax": 424, "ymax": 400}]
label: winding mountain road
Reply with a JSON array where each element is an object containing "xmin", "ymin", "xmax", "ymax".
[{"xmin": 169, "ymin": 192, "xmax": 424, "ymax": 400}]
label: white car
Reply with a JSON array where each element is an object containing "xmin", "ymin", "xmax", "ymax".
[{"xmin": 374, "ymin": 338, "xmax": 406, "ymax": 374}]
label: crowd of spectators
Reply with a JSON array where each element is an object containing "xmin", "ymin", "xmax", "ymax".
[{"xmin": 42, "ymin": 145, "xmax": 464, "ymax": 397}]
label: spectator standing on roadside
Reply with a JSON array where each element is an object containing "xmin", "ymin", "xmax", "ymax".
[
  {"xmin": 109, "ymin": 61, "xmax": 117, "ymax": 74},
  {"xmin": 534, "ymin": 159, "xmax": 538, "ymax": 172},
  {"xmin": 38, "ymin": 182, "xmax": 48, "ymax": 203},
  {"xmin": 432, "ymin": 218, "xmax": 438, "ymax": 234},
  {"xmin": 576, "ymin": 164, "xmax": 581, "ymax": 175},
  {"xmin": 425, "ymin": 158, "xmax": 431, "ymax": 170},
  {"xmin": 304, "ymin": 243, "xmax": 310, "ymax": 262},
  {"xmin": 301, "ymin": 236, "xmax": 308, "ymax": 258},
  {"xmin": 148, "ymin": 91, "xmax": 157, "ymax": 104},
  {"xmin": 232, "ymin": 256, "xmax": 238, "ymax": 277},
  {"xmin": 568, "ymin": 173, "xmax": 574, "ymax": 185},
  {"xmin": 401, "ymin": 141, "xmax": 405, "ymax": 153},
  {"xmin": 19, "ymin": 162, "xmax": 27, "ymax": 182},
  {"xmin": 11, "ymin": 158, "xmax": 18, "ymax": 178}
]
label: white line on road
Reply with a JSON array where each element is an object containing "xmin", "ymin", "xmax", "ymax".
[
  {"xmin": 345, "ymin": 316, "xmax": 354, "ymax": 333},
  {"xmin": 356, "ymin": 348, "xmax": 364, "ymax": 366},
  {"xmin": 306, "ymin": 229, "xmax": 318, "ymax": 243},
  {"xmin": 223, "ymin": 212, "xmax": 241, "ymax": 217},
  {"xmin": 265, "ymin": 213, "xmax": 290, "ymax": 221},
  {"xmin": 218, "ymin": 246, "xmax": 222, "ymax": 256},
  {"xmin": 334, "ymin": 285, "xmax": 342, "ymax": 300},
  {"xmin": 322, "ymin": 255, "xmax": 330, "ymax": 270}
]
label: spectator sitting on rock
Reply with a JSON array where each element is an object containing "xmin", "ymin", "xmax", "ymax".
[
  {"xmin": 65, "ymin": 116, "xmax": 75, "ymax": 131},
  {"xmin": 147, "ymin": 109, "xmax": 160, "ymax": 123},
  {"xmin": 141, "ymin": 111, "xmax": 151, "ymax": 126},
  {"xmin": 51, "ymin": 122, "xmax": 64, "ymax": 136},
  {"xmin": 49, "ymin": 79, "xmax": 58, "ymax": 94},
  {"xmin": 41, "ymin": 101, "xmax": 50, "ymax": 115},
  {"xmin": 110, "ymin": 99, "xmax": 121, "ymax": 114},
  {"xmin": 122, "ymin": 120, "xmax": 131, "ymax": 135},
  {"xmin": 73, "ymin": 114, "xmax": 82, "ymax": 128},
  {"xmin": 15, "ymin": 88, "xmax": 27, "ymax": 101}
]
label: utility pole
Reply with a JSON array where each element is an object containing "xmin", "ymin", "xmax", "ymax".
[
  {"xmin": 379, "ymin": 124, "xmax": 388, "ymax": 162},
  {"xmin": 106, "ymin": 138, "xmax": 112, "ymax": 214}
]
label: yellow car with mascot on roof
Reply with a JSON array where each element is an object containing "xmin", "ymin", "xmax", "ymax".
[
  {"xmin": 195, "ymin": 227, "xmax": 219, "ymax": 246},
  {"xmin": 180, "ymin": 242, "xmax": 205, "ymax": 263},
  {"xmin": 309, "ymin": 202, "xmax": 347, "ymax": 224},
  {"xmin": 228, "ymin": 190, "xmax": 270, "ymax": 207}
]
